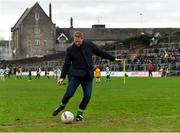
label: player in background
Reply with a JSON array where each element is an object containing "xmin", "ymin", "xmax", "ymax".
[
  {"xmin": 105, "ymin": 65, "xmax": 111, "ymax": 82},
  {"xmin": 45, "ymin": 67, "xmax": 50, "ymax": 79},
  {"xmin": 19, "ymin": 67, "xmax": 22, "ymax": 79},
  {"xmin": 161, "ymin": 64, "xmax": 169, "ymax": 77},
  {"xmin": 148, "ymin": 61, "xmax": 154, "ymax": 77},
  {"xmin": 95, "ymin": 66, "xmax": 101, "ymax": 83},
  {"xmin": 16, "ymin": 67, "xmax": 21, "ymax": 79},
  {"xmin": 5, "ymin": 66, "xmax": 10, "ymax": 78},
  {"xmin": 35, "ymin": 67, "xmax": 41, "ymax": 79},
  {"xmin": 0, "ymin": 67, "xmax": 5, "ymax": 81},
  {"xmin": 28, "ymin": 68, "xmax": 32, "ymax": 81}
]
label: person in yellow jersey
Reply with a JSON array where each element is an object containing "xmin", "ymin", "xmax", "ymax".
[{"xmin": 95, "ymin": 66, "xmax": 101, "ymax": 83}]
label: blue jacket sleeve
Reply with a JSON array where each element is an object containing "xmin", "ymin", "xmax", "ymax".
[{"xmin": 60, "ymin": 48, "xmax": 72, "ymax": 79}]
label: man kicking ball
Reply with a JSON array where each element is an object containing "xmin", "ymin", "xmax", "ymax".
[{"xmin": 52, "ymin": 31, "xmax": 122, "ymax": 121}]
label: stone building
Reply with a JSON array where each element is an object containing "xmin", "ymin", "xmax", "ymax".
[{"xmin": 11, "ymin": 2, "xmax": 56, "ymax": 59}]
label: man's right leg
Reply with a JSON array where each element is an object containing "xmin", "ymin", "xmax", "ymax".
[{"xmin": 52, "ymin": 76, "xmax": 80, "ymax": 116}]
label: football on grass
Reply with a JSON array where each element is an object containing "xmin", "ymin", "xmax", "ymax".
[{"xmin": 61, "ymin": 111, "xmax": 74, "ymax": 124}]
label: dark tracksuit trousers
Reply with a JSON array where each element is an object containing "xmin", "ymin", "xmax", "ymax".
[{"xmin": 61, "ymin": 75, "xmax": 92, "ymax": 110}]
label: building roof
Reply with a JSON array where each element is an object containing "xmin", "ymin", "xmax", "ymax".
[
  {"xmin": 11, "ymin": 2, "xmax": 53, "ymax": 32},
  {"xmin": 11, "ymin": 8, "xmax": 31, "ymax": 31},
  {"xmin": 56, "ymin": 27, "xmax": 180, "ymax": 42},
  {"xmin": 56, "ymin": 27, "xmax": 149, "ymax": 41}
]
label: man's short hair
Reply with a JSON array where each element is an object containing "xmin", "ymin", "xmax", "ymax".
[{"xmin": 73, "ymin": 31, "xmax": 84, "ymax": 38}]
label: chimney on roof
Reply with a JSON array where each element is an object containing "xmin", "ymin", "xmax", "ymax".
[
  {"xmin": 49, "ymin": 3, "xmax": 52, "ymax": 20},
  {"xmin": 92, "ymin": 24, "xmax": 105, "ymax": 29},
  {"xmin": 70, "ymin": 17, "xmax": 73, "ymax": 28}
]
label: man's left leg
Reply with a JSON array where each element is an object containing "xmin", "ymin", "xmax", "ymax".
[{"xmin": 76, "ymin": 78, "xmax": 92, "ymax": 121}]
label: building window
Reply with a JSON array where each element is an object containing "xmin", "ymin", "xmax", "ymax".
[
  {"xmin": 34, "ymin": 27, "xmax": 40, "ymax": 34},
  {"xmin": 44, "ymin": 40, "xmax": 47, "ymax": 45},
  {"xmin": 35, "ymin": 13, "xmax": 40, "ymax": 21},
  {"xmin": 35, "ymin": 40, "xmax": 40, "ymax": 46}
]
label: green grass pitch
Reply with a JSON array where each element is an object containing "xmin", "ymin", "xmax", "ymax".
[{"xmin": 0, "ymin": 76, "xmax": 180, "ymax": 131}]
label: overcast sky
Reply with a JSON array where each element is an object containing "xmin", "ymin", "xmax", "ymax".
[{"xmin": 1, "ymin": 0, "xmax": 180, "ymax": 40}]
